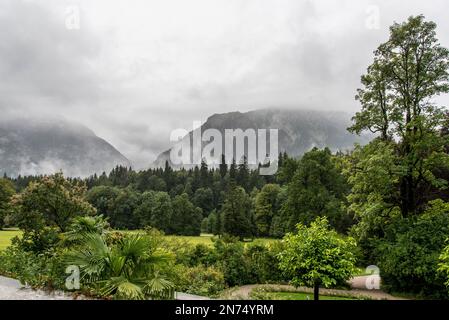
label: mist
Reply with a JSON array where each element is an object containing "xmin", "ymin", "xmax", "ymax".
[{"xmin": 1, "ymin": 0, "xmax": 449, "ymax": 169}]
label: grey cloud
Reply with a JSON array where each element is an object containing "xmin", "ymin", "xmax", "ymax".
[{"xmin": 1, "ymin": 0, "xmax": 449, "ymax": 170}]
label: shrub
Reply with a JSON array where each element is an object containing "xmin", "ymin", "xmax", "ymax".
[
  {"xmin": 175, "ymin": 265, "xmax": 226, "ymax": 297},
  {"xmin": 185, "ymin": 244, "xmax": 216, "ymax": 267},
  {"xmin": 64, "ymin": 232, "xmax": 175, "ymax": 300},
  {"xmin": 214, "ymin": 239, "xmax": 249, "ymax": 286},
  {"xmin": 245, "ymin": 244, "xmax": 283, "ymax": 284},
  {"xmin": 376, "ymin": 200, "xmax": 449, "ymax": 298},
  {"xmin": 13, "ymin": 227, "xmax": 60, "ymax": 253},
  {"xmin": 0, "ymin": 245, "xmax": 65, "ymax": 289}
]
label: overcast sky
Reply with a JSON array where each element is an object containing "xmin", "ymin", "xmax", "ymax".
[{"xmin": 1, "ymin": 0, "xmax": 449, "ymax": 168}]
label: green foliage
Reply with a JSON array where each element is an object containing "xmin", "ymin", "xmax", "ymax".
[
  {"xmin": 283, "ymin": 148, "xmax": 351, "ymax": 233},
  {"xmin": 222, "ymin": 184, "xmax": 254, "ymax": 239},
  {"xmin": 171, "ymin": 193, "xmax": 203, "ymax": 236},
  {"xmin": 276, "ymin": 153, "xmax": 299, "ymax": 185},
  {"xmin": 346, "ymin": 16, "xmax": 449, "ymax": 296},
  {"xmin": 175, "ymin": 265, "xmax": 226, "ymax": 297},
  {"xmin": 193, "ymin": 187, "xmax": 214, "ymax": 217},
  {"xmin": 63, "ymin": 215, "xmax": 110, "ymax": 244},
  {"xmin": 278, "ymin": 217, "xmax": 357, "ymax": 295},
  {"xmin": 213, "ymin": 239, "xmax": 248, "ymax": 286},
  {"xmin": 86, "ymin": 185, "xmax": 121, "ymax": 220},
  {"xmin": 136, "ymin": 191, "xmax": 173, "ymax": 233},
  {"xmin": 0, "ymin": 178, "xmax": 15, "ymax": 229},
  {"xmin": 211, "ymin": 237, "xmax": 284, "ymax": 286},
  {"xmin": 254, "ymin": 184, "xmax": 281, "ymax": 237},
  {"xmin": 64, "ymin": 232, "xmax": 175, "ymax": 299},
  {"xmin": 349, "ymin": 15, "xmax": 449, "ymax": 217},
  {"xmin": 12, "ymin": 227, "xmax": 60, "ymax": 253},
  {"xmin": 11, "ymin": 173, "xmax": 95, "ymax": 233},
  {"xmin": 439, "ymin": 241, "xmax": 449, "ymax": 291},
  {"xmin": 245, "ymin": 244, "xmax": 284, "ymax": 284},
  {"xmin": 377, "ymin": 200, "xmax": 449, "ymax": 298},
  {"xmin": 110, "ymin": 187, "xmax": 140, "ymax": 229},
  {"xmin": 0, "ymin": 245, "xmax": 65, "ymax": 289}
]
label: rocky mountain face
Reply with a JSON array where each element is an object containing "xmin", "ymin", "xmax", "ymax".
[
  {"xmin": 0, "ymin": 118, "xmax": 131, "ymax": 177},
  {"xmin": 153, "ymin": 108, "xmax": 372, "ymax": 168}
]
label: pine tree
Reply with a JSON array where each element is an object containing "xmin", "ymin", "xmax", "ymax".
[
  {"xmin": 229, "ymin": 158, "xmax": 237, "ymax": 181},
  {"xmin": 237, "ymin": 156, "xmax": 250, "ymax": 191},
  {"xmin": 219, "ymin": 154, "xmax": 228, "ymax": 178}
]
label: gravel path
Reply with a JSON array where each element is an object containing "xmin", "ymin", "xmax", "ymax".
[{"xmin": 223, "ymin": 276, "xmax": 407, "ymax": 300}]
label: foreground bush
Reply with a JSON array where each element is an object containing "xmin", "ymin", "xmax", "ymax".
[
  {"xmin": 175, "ymin": 265, "xmax": 225, "ymax": 297},
  {"xmin": 0, "ymin": 244, "xmax": 65, "ymax": 289},
  {"xmin": 64, "ymin": 232, "xmax": 175, "ymax": 300},
  {"xmin": 377, "ymin": 200, "xmax": 449, "ymax": 298}
]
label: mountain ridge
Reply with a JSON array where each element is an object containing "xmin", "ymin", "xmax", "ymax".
[
  {"xmin": 153, "ymin": 108, "xmax": 371, "ymax": 168},
  {"xmin": 0, "ymin": 117, "xmax": 131, "ymax": 178}
]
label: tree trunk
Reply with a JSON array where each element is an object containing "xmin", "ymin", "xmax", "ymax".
[{"xmin": 313, "ymin": 283, "xmax": 319, "ymax": 301}]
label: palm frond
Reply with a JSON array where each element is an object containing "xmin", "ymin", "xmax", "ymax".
[
  {"xmin": 143, "ymin": 272, "xmax": 175, "ymax": 300},
  {"xmin": 119, "ymin": 234, "xmax": 151, "ymax": 262},
  {"xmin": 100, "ymin": 276, "xmax": 144, "ymax": 300},
  {"xmin": 64, "ymin": 232, "xmax": 111, "ymax": 282}
]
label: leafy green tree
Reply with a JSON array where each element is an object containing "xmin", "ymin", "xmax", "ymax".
[
  {"xmin": 200, "ymin": 217, "xmax": 208, "ymax": 233},
  {"xmin": 283, "ymin": 148, "xmax": 350, "ymax": 233},
  {"xmin": 222, "ymin": 184, "xmax": 253, "ymax": 239},
  {"xmin": 86, "ymin": 186, "xmax": 121, "ymax": 223},
  {"xmin": 136, "ymin": 191, "xmax": 172, "ymax": 232},
  {"xmin": 342, "ymin": 140, "xmax": 401, "ymax": 263},
  {"xmin": 206, "ymin": 210, "xmax": 218, "ymax": 234},
  {"xmin": 0, "ymin": 178, "xmax": 15, "ymax": 229},
  {"xmin": 276, "ymin": 153, "xmax": 298, "ymax": 185},
  {"xmin": 111, "ymin": 188, "xmax": 140, "ymax": 229},
  {"xmin": 193, "ymin": 187, "xmax": 214, "ymax": 217},
  {"xmin": 214, "ymin": 210, "xmax": 222, "ymax": 237},
  {"xmin": 278, "ymin": 217, "xmax": 357, "ymax": 300},
  {"xmin": 254, "ymin": 184, "xmax": 281, "ymax": 237},
  {"xmin": 269, "ymin": 186, "xmax": 289, "ymax": 238},
  {"xmin": 171, "ymin": 193, "xmax": 203, "ymax": 236},
  {"xmin": 11, "ymin": 173, "xmax": 95, "ymax": 233},
  {"xmin": 349, "ymin": 15, "xmax": 449, "ymax": 217}
]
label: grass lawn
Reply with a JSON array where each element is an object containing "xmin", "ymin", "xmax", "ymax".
[
  {"xmin": 267, "ymin": 291, "xmax": 358, "ymax": 300},
  {"xmin": 0, "ymin": 229, "xmax": 278, "ymax": 250},
  {"xmin": 164, "ymin": 234, "xmax": 279, "ymax": 247},
  {"xmin": 0, "ymin": 229, "xmax": 22, "ymax": 251}
]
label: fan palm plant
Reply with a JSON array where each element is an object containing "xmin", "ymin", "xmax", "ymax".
[
  {"xmin": 64, "ymin": 232, "xmax": 174, "ymax": 299},
  {"xmin": 63, "ymin": 215, "xmax": 110, "ymax": 244}
]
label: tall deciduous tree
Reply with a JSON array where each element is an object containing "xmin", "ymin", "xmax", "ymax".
[
  {"xmin": 349, "ymin": 15, "xmax": 449, "ymax": 217},
  {"xmin": 222, "ymin": 183, "xmax": 253, "ymax": 239},
  {"xmin": 254, "ymin": 184, "xmax": 281, "ymax": 237},
  {"xmin": 283, "ymin": 148, "xmax": 350, "ymax": 233},
  {"xmin": 171, "ymin": 193, "xmax": 203, "ymax": 236},
  {"xmin": 136, "ymin": 191, "xmax": 173, "ymax": 232}
]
